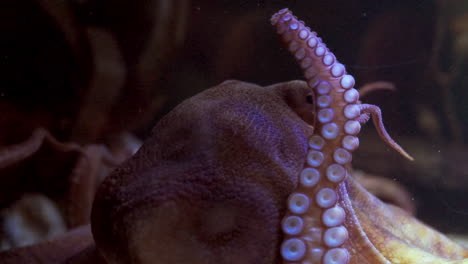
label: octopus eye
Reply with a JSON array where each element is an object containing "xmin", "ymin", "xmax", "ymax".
[{"xmin": 306, "ymin": 94, "xmax": 314, "ymax": 104}]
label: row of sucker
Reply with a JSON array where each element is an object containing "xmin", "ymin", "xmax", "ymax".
[{"xmin": 271, "ymin": 8, "xmax": 362, "ymax": 264}]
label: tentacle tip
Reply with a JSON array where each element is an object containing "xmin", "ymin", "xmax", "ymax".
[
  {"xmin": 394, "ymin": 143, "xmax": 414, "ymax": 161},
  {"xmin": 391, "ymin": 143, "xmax": 414, "ymax": 161},
  {"xmin": 402, "ymin": 151, "xmax": 414, "ymax": 162},
  {"xmin": 278, "ymin": 8, "xmax": 290, "ymax": 14},
  {"xmin": 394, "ymin": 145, "xmax": 414, "ymax": 161},
  {"xmin": 271, "ymin": 8, "xmax": 290, "ymax": 25}
]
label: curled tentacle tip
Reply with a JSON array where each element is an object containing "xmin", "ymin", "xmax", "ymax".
[{"xmin": 359, "ymin": 104, "xmax": 414, "ymax": 162}]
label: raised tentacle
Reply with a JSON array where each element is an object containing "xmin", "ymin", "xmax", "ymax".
[
  {"xmin": 272, "ymin": 8, "xmax": 360, "ymax": 264},
  {"xmin": 359, "ymin": 104, "xmax": 414, "ymax": 161},
  {"xmin": 271, "ymin": 8, "xmax": 413, "ymax": 264}
]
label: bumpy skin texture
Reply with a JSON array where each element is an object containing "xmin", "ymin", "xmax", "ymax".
[{"xmin": 91, "ymin": 80, "xmax": 315, "ymax": 264}]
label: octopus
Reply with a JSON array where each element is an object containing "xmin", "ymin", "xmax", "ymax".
[{"xmin": 1, "ymin": 8, "xmax": 468, "ymax": 264}]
